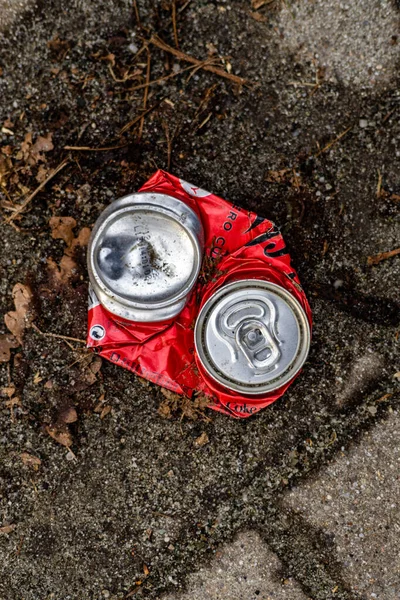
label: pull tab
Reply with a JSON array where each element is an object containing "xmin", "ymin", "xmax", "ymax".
[
  {"xmin": 215, "ymin": 296, "xmax": 281, "ymax": 373},
  {"xmin": 236, "ymin": 319, "xmax": 281, "ymax": 371}
]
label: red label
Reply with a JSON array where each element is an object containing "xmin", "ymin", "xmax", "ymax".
[{"xmin": 87, "ymin": 170, "xmax": 312, "ymax": 418}]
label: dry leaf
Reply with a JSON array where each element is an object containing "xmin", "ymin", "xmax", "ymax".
[
  {"xmin": 46, "ymin": 425, "xmax": 73, "ymax": 448},
  {"xmin": 59, "ymin": 406, "xmax": 78, "ymax": 424},
  {"xmin": 143, "ymin": 564, "xmax": 150, "ymax": 576},
  {"xmin": 20, "ymin": 452, "xmax": 41, "ymax": 470},
  {"xmin": 68, "ymin": 226, "xmax": 91, "ymax": 255},
  {"xmin": 31, "ymin": 133, "xmax": 54, "ymax": 161},
  {"xmin": 1, "ymin": 384, "xmax": 16, "ymax": 398},
  {"xmin": 89, "ymin": 355, "xmax": 102, "ymax": 374},
  {"xmin": 49, "ymin": 216, "xmax": 77, "ymax": 247},
  {"xmin": 33, "ymin": 371, "xmax": 43, "ymax": 384},
  {"xmin": 36, "ymin": 164, "xmax": 49, "ymax": 183},
  {"xmin": 4, "ymin": 283, "xmax": 33, "ymax": 344},
  {"xmin": 0, "ymin": 333, "xmax": 19, "ymax": 362},
  {"xmin": 47, "ymin": 255, "xmax": 78, "ymax": 284},
  {"xmin": 0, "ymin": 524, "xmax": 16, "ymax": 535},
  {"xmin": 158, "ymin": 389, "xmax": 211, "ymax": 421},
  {"xmin": 250, "ymin": 11, "xmax": 268, "ymax": 21},
  {"xmin": 194, "ymin": 432, "xmax": 209, "ymax": 447},
  {"xmin": 100, "ymin": 405, "xmax": 111, "ymax": 419}
]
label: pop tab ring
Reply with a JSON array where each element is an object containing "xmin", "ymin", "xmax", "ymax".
[
  {"xmin": 88, "ymin": 192, "xmax": 204, "ymax": 322},
  {"xmin": 194, "ymin": 280, "xmax": 311, "ymax": 395}
]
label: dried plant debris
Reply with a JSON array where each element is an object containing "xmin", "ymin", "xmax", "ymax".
[
  {"xmin": 20, "ymin": 453, "xmax": 41, "ymax": 470},
  {"xmin": 4, "ymin": 283, "xmax": 33, "ymax": 344},
  {"xmin": 47, "ymin": 216, "xmax": 91, "ymax": 285},
  {"xmin": 158, "ymin": 388, "xmax": 211, "ymax": 421},
  {"xmin": 367, "ymin": 247, "xmax": 400, "ymax": 266},
  {"xmin": 194, "ymin": 431, "xmax": 209, "ymax": 447},
  {"xmin": 46, "ymin": 424, "xmax": 73, "ymax": 449},
  {"xmin": 1, "ymin": 283, "xmax": 33, "ymax": 362},
  {"xmin": 0, "ymin": 334, "xmax": 19, "ymax": 363}
]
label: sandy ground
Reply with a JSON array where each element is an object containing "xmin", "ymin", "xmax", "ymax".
[{"xmin": 0, "ymin": 1, "xmax": 399, "ymax": 599}]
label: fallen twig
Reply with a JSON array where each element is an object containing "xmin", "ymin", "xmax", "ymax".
[
  {"xmin": 138, "ymin": 48, "xmax": 151, "ymax": 140},
  {"xmin": 376, "ymin": 169, "xmax": 383, "ymax": 198},
  {"xmin": 119, "ymin": 100, "xmax": 164, "ymax": 136},
  {"xmin": 31, "ymin": 322, "xmax": 86, "ymax": 344},
  {"xmin": 172, "ymin": 0, "xmax": 179, "ymax": 48},
  {"xmin": 314, "ymin": 126, "xmax": 352, "ymax": 158},
  {"xmin": 132, "ymin": 0, "xmax": 141, "ymax": 26},
  {"xmin": 149, "ymin": 35, "xmax": 250, "ymax": 86},
  {"xmin": 5, "ymin": 158, "xmax": 69, "ymax": 224},
  {"xmin": 367, "ymin": 247, "xmax": 400, "ymax": 266},
  {"xmin": 64, "ymin": 143, "xmax": 129, "ymax": 152}
]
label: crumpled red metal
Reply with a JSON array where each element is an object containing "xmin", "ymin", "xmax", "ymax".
[{"xmin": 87, "ymin": 170, "xmax": 312, "ymax": 418}]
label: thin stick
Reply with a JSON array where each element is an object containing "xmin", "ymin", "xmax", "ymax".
[
  {"xmin": 162, "ymin": 121, "xmax": 172, "ymax": 170},
  {"xmin": 119, "ymin": 100, "xmax": 162, "ymax": 136},
  {"xmin": 149, "ymin": 35, "xmax": 250, "ymax": 86},
  {"xmin": 133, "ymin": 0, "xmax": 141, "ymax": 26},
  {"xmin": 314, "ymin": 126, "xmax": 352, "ymax": 158},
  {"xmin": 125, "ymin": 63, "xmax": 194, "ymax": 92},
  {"xmin": 64, "ymin": 143, "xmax": 129, "ymax": 152},
  {"xmin": 367, "ymin": 247, "xmax": 400, "ymax": 266},
  {"xmin": 376, "ymin": 169, "xmax": 382, "ymax": 198},
  {"xmin": 125, "ymin": 59, "xmax": 217, "ymax": 93},
  {"xmin": 172, "ymin": 0, "xmax": 179, "ymax": 48},
  {"xmin": 5, "ymin": 158, "xmax": 69, "ymax": 223},
  {"xmin": 138, "ymin": 48, "xmax": 151, "ymax": 140},
  {"xmin": 31, "ymin": 322, "xmax": 86, "ymax": 344}
]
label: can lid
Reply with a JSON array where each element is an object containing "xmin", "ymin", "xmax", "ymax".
[
  {"xmin": 194, "ymin": 280, "xmax": 311, "ymax": 395},
  {"xmin": 88, "ymin": 193, "xmax": 204, "ymax": 321}
]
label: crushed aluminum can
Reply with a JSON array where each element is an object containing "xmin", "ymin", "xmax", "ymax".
[
  {"xmin": 194, "ymin": 279, "xmax": 310, "ymax": 396},
  {"xmin": 87, "ymin": 170, "xmax": 312, "ymax": 418},
  {"xmin": 87, "ymin": 192, "xmax": 204, "ymax": 322}
]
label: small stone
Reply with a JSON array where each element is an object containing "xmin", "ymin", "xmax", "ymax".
[{"xmin": 359, "ymin": 119, "xmax": 368, "ymax": 128}]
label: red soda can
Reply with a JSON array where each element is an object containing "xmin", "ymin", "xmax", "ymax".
[{"xmin": 87, "ymin": 170, "xmax": 312, "ymax": 418}]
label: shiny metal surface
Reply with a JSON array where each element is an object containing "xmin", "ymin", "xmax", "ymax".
[
  {"xmin": 88, "ymin": 192, "xmax": 204, "ymax": 322},
  {"xmin": 194, "ymin": 280, "xmax": 310, "ymax": 395}
]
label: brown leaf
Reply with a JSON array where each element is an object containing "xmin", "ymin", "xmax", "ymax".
[
  {"xmin": 0, "ymin": 333, "xmax": 19, "ymax": 362},
  {"xmin": 20, "ymin": 452, "xmax": 41, "ymax": 470},
  {"xmin": 36, "ymin": 164, "xmax": 49, "ymax": 183},
  {"xmin": 89, "ymin": 355, "xmax": 102, "ymax": 374},
  {"xmin": 0, "ymin": 524, "xmax": 16, "ymax": 535},
  {"xmin": 1, "ymin": 384, "xmax": 16, "ymax": 398},
  {"xmin": 33, "ymin": 371, "xmax": 43, "ymax": 384},
  {"xmin": 4, "ymin": 283, "xmax": 33, "ymax": 344},
  {"xmin": 46, "ymin": 425, "xmax": 73, "ymax": 448},
  {"xmin": 49, "ymin": 216, "xmax": 77, "ymax": 247},
  {"xmin": 59, "ymin": 406, "xmax": 78, "ymax": 424},
  {"xmin": 31, "ymin": 132, "xmax": 54, "ymax": 159},
  {"xmin": 100, "ymin": 405, "xmax": 112, "ymax": 419},
  {"xmin": 250, "ymin": 10, "xmax": 268, "ymax": 21},
  {"xmin": 194, "ymin": 432, "xmax": 209, "ymax": 447},
  {"xmin": 47, "ymin": 256, "xmax": 78, "ymax": 284},
  {"xmin": 143, "ymin": 564, "xmax": 150, "ymax": 576},
  {"xmin": 68, "ymin": 226, "xmax": 91, "ymax": 256}
]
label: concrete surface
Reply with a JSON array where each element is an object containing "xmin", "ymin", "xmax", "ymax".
[
  {"xmin": 0, "ymin": 0, "xmax": 399, "ymax": 599},
  {"xmin": 162, "ymin": 531, "xmax": 309, "ymax": 600},
  {"xmin": 284, "ymin": 411, "xmax": 400, "ymax": 599},
  {"xmin": 279, "ymin": 0, "xmax": 400, "ymax": 88}
]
